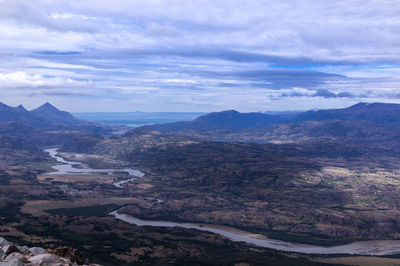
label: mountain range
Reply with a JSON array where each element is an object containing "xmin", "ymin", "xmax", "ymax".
[
  {"xmin": 0, "ymin": 102, "xmax": 89, "ymax": 127},
  {"xmin": 147, "ymin": 102, "xmax": 400, "ymax": 147},
  {"xmin": 150, "ymin": 102, "xmax": 400, "ymax": 133},
  {"xmin": 2, "ymin": 101, "xmax": 400, "ymax": 264},
  {"xmin": 58, "ymin": 101, "xmax": 400, "ymax": 247},
  {"xmin": 0, "ymin": 102, "xmax": 111, "ymax": 146}
]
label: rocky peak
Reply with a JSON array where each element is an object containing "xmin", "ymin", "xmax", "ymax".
[
  {"xmin": 32, "ymin": 102, "xmax": 60, "ymax": 113},
  {"xmin": 16, "ymin": 105, "xmax": 28, "ymax": 113}
]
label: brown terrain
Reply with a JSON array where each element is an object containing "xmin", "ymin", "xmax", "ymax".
[
  {"xmin": 1, "ymin": 102, "xmax": 400, "ymax": 265},
  {"xmin": 61, "ymin": 128, "xmax": 400, "ymax": 244}
]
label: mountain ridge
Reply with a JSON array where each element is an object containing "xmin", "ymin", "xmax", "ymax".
[
  {"xmin": 0, "ymin": 102, "xmax": 112, "ymax": 146},
  {"xmin": 149, "ymin": 102, "xmax": 400, "ymax": 134},
  {"xmin": 0, "ymin": 102, "xmax": 83, "ymax": 125}
]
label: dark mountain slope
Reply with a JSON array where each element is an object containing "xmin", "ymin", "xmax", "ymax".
[
  {"xmin": 296, "ymin": 102, "xmax": 400, "ymax": 127},
  {"xmin": 0, "ymin": 102, "xmax": 112, "ymax": 146},
  {"xmin": 151, "ymin": 110, "xmax": 295, "ymax": 132},
  {"xmin": 148, "ymin": 102, "xmax": 400, "ymax": 145},
  {"xmin": 0, "ymin": 102, "xmax": 31, "ymax": 123},
  {"xmin": 30, "ymin": 102, "xmax": 82, "ymax": 125},
  {"xmin": 151, "ymin": 102, "xmax": 400, "ymax": 133}
]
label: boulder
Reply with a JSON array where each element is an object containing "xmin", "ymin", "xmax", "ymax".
[
  {"xmin": 4, "ymin": 252, "xmax": 25, "ymax": 262},
  {"xmin": 0, "ymin": 259, "xmax": 24, "ymax": 266},
  {"xmin": 28, "ymin": 254, "xmax": 61, "ymax": 264},
  {"xmin": 28, "ymin": 247, "xmax": 48, "ymax": 256},
  {"xmin": 0, "ymin": 237, "xmax": 12, "ymax": 247},
  {"xmin": 16, "ymin": 246, "xmax": 29, "ymax": 255},
  {"xmin": 0, "ymin": 238, "xmax": 92, "ymax": 265},
  {"xmin": 3, "ymin": 245, "xmax": 20, "ymax": 256},
  {"xmin": 53, "ymin": 246, "xmax": 86, "ymax": 265}
]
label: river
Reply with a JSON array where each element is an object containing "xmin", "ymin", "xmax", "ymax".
[
  {"xmin": 44, "ymin": 148, "xmax": 144, "ymax": 188},
  {"xmin": 45, "ymin": 148, "xmax": 400, "ymax": 256}
]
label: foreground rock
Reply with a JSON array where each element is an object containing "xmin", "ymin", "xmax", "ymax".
[{"xmin": 0, "ymin": 237, "xmax": 99, "ymax": 266}]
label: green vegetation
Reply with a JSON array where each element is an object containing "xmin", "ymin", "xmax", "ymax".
[{"xmin": 46, "ymin": 204, "xmax": 119, "ymax": 217}]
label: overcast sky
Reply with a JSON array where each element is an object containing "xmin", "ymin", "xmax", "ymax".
[{"xmin": 1, "ymin": 0, "xmax": 400, "ymax": 112}]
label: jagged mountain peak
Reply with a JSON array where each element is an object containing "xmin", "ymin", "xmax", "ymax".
[
  {"xmin": 33, "ymin": 102, "xmax": 60, "ymax": 112},
  {"xmin": 16, "ymin": 104, "xmax": 28, "ymax": 112}
]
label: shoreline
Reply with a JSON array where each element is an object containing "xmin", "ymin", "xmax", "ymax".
[{"xmin": 110, "ymin": 208, "xmax": 400, "ymax": 256}]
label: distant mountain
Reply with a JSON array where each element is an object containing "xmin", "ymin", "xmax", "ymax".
[
  {"xmin": 146, "ymin": 102, "xmax": 400, "ymax": 145},
  {"xmin": 30, "ymin": 102, "xmax": 81, "ymax": 125},
  {"xmin": 0, "ymin": 102, "xmax": 31, "ymax": 123},
  {"xmin": 150, "ymin": 102, "xmax": 400, "ymax": 132},
  {"xmin": 0, "ymin": 102, "xmax": 112, "ymax": 146},
  {"xmin": 150, "ymin": 110, "xmax": 296, "ymax": 132},
  {"xmin": 0, "ymin": 102, "xmax": 86, "ymax": 127},
  {"xmin": 296, "ymin": 102, "xmax": 400, "ymax": 127}
]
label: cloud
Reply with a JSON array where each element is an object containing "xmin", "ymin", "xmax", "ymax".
[
  {"xmin": 0, "ymin": 71, "xmax": 90, "ymax": 88},
  {"xmin": 280, "ymin": 89, "xmax": 362, "ymax": 99},
  {"xmin": 1, "ymin": 0, "xmax": 400, "ymax": 62},
  {"xmin": 312, "ymin": 89, "xmax": 354, "ymax": 98},
  {"xmin": 0, "ymin": 0, "xmax": 400, "ymax": 111}
]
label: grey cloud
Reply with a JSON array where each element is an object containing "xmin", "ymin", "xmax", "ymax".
[
  {"xmin": 35, "ymin": 47, "xmax": 400, "ymax": 65},
  {"xmin": 1, "ymin": 0, "xmax": 400, "ymax": 111},
  {"xmin": 280, "ymin": 92, "xmax": 310, "ymax": 98},
  {"xmin": 280, "ymin": 89, "xmax": 358, "ymax": 99},
  {"xmin": 0, "ymin": 0, "xmax": 102, "ymax": 33},
  {"xmin": 3, "ymin": 1, "xmax": 400, "ymax": 64},
  {"xmin": 193, "ymin": 69, "xmax": 346, "ymax": 89},
  {"xmin": 41, "ymin": 91, "xmax": 92, "ymax": 97}
]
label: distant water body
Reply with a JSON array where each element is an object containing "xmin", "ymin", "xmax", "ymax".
[{"xmin": 73, "ymin": 112, "xmax": 205, "ymax": 127}]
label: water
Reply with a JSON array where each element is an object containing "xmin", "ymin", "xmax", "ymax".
[
  {"xmin": 110, "ymin": 210, "xmax": 400, "ymax": 256},
  {"xmin": 45, "ymin": 148, "xmax": 400, "ymax": 256},
  {"xmin": 44, "ymin": 148, "xmax": 145, "ymax": 187},
  {"xmin": 73, "ymin": 112, "xmax": 205, "ymax": 127}
]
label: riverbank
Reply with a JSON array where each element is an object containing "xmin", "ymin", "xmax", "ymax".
[
  {"xmin": 43, "ymin": 148, "xmax": 400, "ymax": 257},
  {"xmin": 111, "ymin": 208, "xmax": 400, "ymax": 256}
]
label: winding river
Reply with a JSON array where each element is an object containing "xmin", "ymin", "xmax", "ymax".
[
  {"xmin": 44, "ymin": 148, "xmax": 144, "ymax": 187},
  {"xmin": 110, "ymin": 210, "xmax": 400, "ymax": 256},
  {"xmin": 45, "ymin": 148, "xmax": 400, "ymax": 256}
]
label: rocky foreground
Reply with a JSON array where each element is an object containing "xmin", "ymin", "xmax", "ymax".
[{"xmin": 0, "ymin": 237, "xmax": 98, "ymax": 266}]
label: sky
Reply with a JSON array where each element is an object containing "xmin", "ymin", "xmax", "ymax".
[{"xmin": 1, "ymin": 0, "xmax": 400, "ymax": 112}]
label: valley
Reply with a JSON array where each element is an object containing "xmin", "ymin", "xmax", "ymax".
[
  {"xmin": 2, "ymin": 2, "xmax": 399, "ymax": 265},
  {"xmin": 39, "ymin": 149, "xmax": 400, "ymax": 256},
  {"xmin": 1, "ymin": 102, "xmax": 400, "ymax": 265}
]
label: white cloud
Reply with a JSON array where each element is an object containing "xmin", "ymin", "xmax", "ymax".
[{"xmin": 0, "ymin": 71, "xmax": 90, "ymax": 88}]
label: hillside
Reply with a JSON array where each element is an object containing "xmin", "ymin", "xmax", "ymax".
[
  {"xmin": 30, "ymin": 102, "xmax": 84, "ymax": 126},
  {"xmin": 297, "ymin": 102, "xmax": 400, "ymax": 127},
  {"xmin": 150, "ymin": 110, "xmax": 295, "ymax": 132},
  {"xmin": 149, "ymin": 102, "xmax": 400, "ymax": 145},
  {"xmin": 0, "ymin": 102, "xmax": 112, "ymax": 146},
  {"xmin": 61, "ymin": 120, "xmax": 400, "ymax": 242}
]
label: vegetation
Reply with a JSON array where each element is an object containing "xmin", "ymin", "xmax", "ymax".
[{"xmin": 46, "ymin": 204, "xmax": 119, "ymax": 217}]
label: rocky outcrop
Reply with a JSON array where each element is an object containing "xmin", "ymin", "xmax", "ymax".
[{"xmin": 0, "ymin": 237, "xmax": 99, "ymax": 266}]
